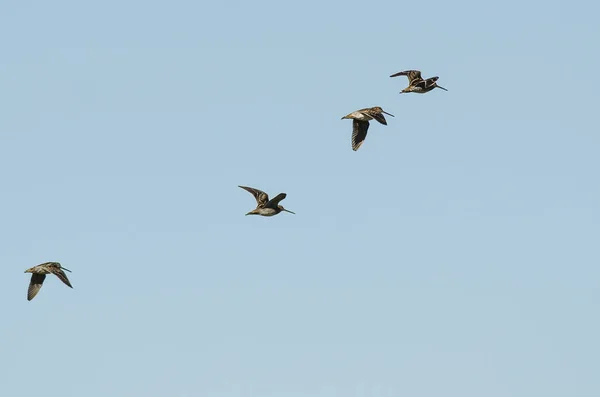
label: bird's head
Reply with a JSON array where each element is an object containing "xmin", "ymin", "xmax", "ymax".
[
  {"xmin": 375, "ymin": 107, "xmax": 395, "ymax": 117},
  {"xmin": 429, "ymin": 76, "xmax": 448, "ymax": 91},
  {"xmin": 279, "ymin": 205, "xmax": 295, "ymax": 215}
]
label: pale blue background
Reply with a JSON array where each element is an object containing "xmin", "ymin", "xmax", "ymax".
[{"xmin": 1, "ymin": 1, "xmax": 599, "ymax": 396}]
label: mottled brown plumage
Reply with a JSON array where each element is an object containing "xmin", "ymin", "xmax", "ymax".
[
  {"xmin": 24, "ymin": 262, "xmax": 73, "ymax": 301},
  {"xmin": 390, "ymin": 69, "xmax": 447, "ymax": 94},
  {"xmin": 239, "ymin": 185, "xmax": 295, "ymax": 216},
  {"xmin": 341, "ymin": 106, "xmax": 394, "ymax": 151}
]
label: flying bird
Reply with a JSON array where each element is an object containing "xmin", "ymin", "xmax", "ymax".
[
  {"xmin": 24, "ymin": 262, "xmax": 73, "ymax": 301},
  {"xmin": 390, "ymin": 69, "xmax": 447, "ymax": 94},
  {"xmin": 341, "ymin": 106, "xmax": 394, "ymax": 151},
  {"xmin": 239, "ymin": 185, "xmax": 295, "ymax": 216}
]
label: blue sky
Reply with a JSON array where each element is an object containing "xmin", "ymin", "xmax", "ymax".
[{"xmin": 1, "ymin": 0, "xmax": 599, "ymax": 396}]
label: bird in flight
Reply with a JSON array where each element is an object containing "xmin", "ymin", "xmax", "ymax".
[
  {"xmin": 239, "ymin": 185, "xmax": 295, "ymax": 216},
  {"xmin": 24, "ymin": 262, "xmax": 73, "ymax": 301},
  {"xmin": 341, "ymin": 106, "xmax": 394, "ymax": 151},
  {"xmin": 390, "ymin": 69, "xmax": 447, "ymax": 94}
]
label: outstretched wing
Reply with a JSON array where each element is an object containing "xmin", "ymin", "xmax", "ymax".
[
  {"xmin": 238, "ymin": 185, "xmax": 269, "ymax": 207},
  {"xmin": 352, "ymin": 120, "xmax": 370, "ymax": 151},
  {"xmin": 50, "ymin": 267, "xmax": 73, "ymax": 288},
  {"xmin": 265, "ymin": 193, "xmax": 287, "ymax": 209},
  {"xmin": 390, "ymin": 70, "xmax": 423, "ymax": 84},
  {"xmin": 28, "ymin": 273, "xmax": 46, "ymax": 301}
]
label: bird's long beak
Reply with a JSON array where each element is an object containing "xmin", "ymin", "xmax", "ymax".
[
  {"xmin": 245, "ymin": 211, "xmax": 254, "ymax": 216},
  {"xmin": 382, "ymin": 111, "xmax": 395, "ymax": 117},
  {"xmin": 61, "ymin": 267, "xmax": 72, "ymax": 273},
  {"xmin": 283, "ymin": 209, "xmax": 295, "ymax": 214},
  {"xmin": 437, "ymin": 85, "xmax": 448, "ymax": 91}
]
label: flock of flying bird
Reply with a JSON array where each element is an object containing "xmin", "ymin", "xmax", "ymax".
[
  {"xmin": 23, "ymin": 69, "xmax": 446, "ymax": 301},
  {"xmin": 342, "ymin": 69, "xmax": 447, "ymax": 151}
]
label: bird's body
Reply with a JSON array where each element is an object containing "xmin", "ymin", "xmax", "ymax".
[
  {"xmin": 341, "ymin": 106, "xmax": 394, "ymax": 151},
  {"xmin": 24, "ymin": 262, "xmax": 73, "ymax": 301},
  {"xmin": 247, "ymin": 207, "xmax": 282, "ymax": 217},
  {"xmin": 390, "ymin": 70, "xmax": 447, "ymax": 94},
  {"xmin": 239, "ymin": 185, "xmax": 295, "ymax": 217}
]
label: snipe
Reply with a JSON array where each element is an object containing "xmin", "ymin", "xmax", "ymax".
[
  {"xmin": 24, "ymin": 262, "xmax": 73, "ymax": 301},
  {"xmin": 239, "ymin": 185, "xmax": 295, "ymax": 217},
  {"xmin": 341, "ymin": 106, "xmax": 394, "ymax": 151},
  {"xmin": 390, "ymin": 70, "xmax": 447, "ymax": 94}
]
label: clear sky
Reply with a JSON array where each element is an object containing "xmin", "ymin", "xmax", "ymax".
[{"xmin": 1, "ymin": 0, "xmax": 599, "ymax": 396}]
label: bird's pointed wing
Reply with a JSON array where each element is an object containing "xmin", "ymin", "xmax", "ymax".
[
  {"xmin": 51, "ymin": 267, "xmax": 73, "ymax": 288},
  {"xmin": 371, "ymin": 112, "xmax": 388, "ymax": 125},
  {"xmin": 265, "ymin": 193, "xmax": 287, "ymax": 209},
  {"xmin": 390, "ymin": 70, "xmax": 423, "ymax": 84},
  {"xmin": 238, "ymin": 186, "xmax": 269, "ymax": 208},
  {"xmin": 28, "ymin": 273, "xmax": 46, "ymax": 301},
  {"xmin": 352, "ymin": 120, "xmax": 370, "ymax": 151}
]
